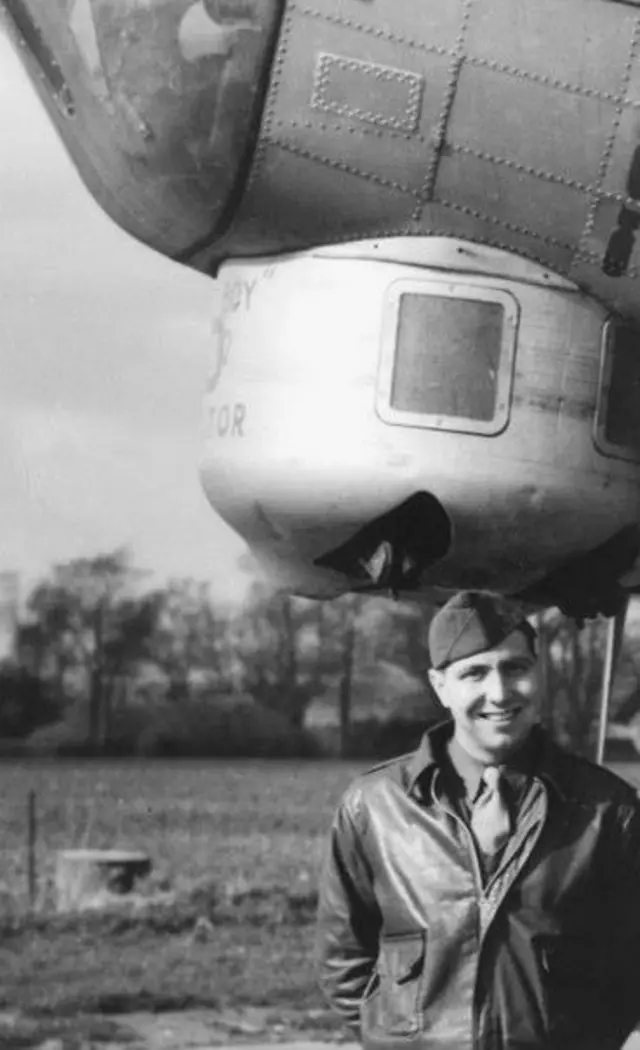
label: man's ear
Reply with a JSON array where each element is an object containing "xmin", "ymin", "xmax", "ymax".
[{"xmin": 428, "ymin": 668, "xmax": 448, "ymax": 707}]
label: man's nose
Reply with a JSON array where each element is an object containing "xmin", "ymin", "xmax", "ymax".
[{"xmin": 485, "ymin": 670, "xmax": 509, "ymax": 703}]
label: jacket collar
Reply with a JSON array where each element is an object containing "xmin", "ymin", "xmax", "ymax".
[
  {"xmin": 406, "ymin": 720, "xmax": 568, "ymax": 802},
  {"xmin": 405, "ymin": 719, "xmax": 452, "ymax": 794}
]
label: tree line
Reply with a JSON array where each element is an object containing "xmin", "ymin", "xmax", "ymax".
[
  {"xmin": 0, "ymin": 548, "xmax": 639, "ymax": 759},
  {"xmin": 0, "ymin": 548, "xmax": 437, "ymax": 757}
]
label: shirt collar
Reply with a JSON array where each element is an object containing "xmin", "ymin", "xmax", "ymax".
[
  {"xmin": 447, "ymin": 735, "xmax": 487, "ymax": 802},
  {"xmin": 405, "ymin": 720, "xmax": 568, "ymax": 802}
]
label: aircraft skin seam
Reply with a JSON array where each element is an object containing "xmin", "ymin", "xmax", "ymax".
[
  {"xmin": 431, "ymin": 197, "xmax": 575, "ymax": 251},
  {"xmin": 291, "ymin": 2, "xmax": 452, "ymax": 60},
  {"xmin": 577, "ymin": 15, "xmax": 640, "ymax": 256},
  {"xmin": 268, "ymin": 135, "xmax": 417, "ymax": 194},
  {"xmin": 267, "ymin": 134, "xmax": 576, "ymax": 251},
  {"xmin": 446, "ymin": 144, "xmax": 640, "ymax": 217},
  {"xmin": 275, "ymin": 117, "xmax": 414, "ymax": 141},
  {"xmin": 292, "ymin": 1, "xmax": 638, "ymax": 107},
  {"xmin": 272, "ymin": 119, "xmax": 640, "ymax": 211},
  {"xmin": 245, "ymin": 1, "xmax": 295, "ymax": 193},
  {"xmin": 466, "ymin": 55, "xmax": 633, "ymax": 106},
  {"xmin": 412, "ymin": 0, "xmax": 473, "ymax": 219},
  {"xmin": 447, "ymin": 144, "xmax": 599, "ymax": 197},
  {"xmin": 594, "ymin": 19, "xmax": 640, "ymax": 194}
]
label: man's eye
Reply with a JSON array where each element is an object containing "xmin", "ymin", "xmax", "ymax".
[
  {"xmin": 461, "ymin": 668, "xmax": 485, "ymax": 681},
  {"xmin": 505, "ymin": 663, "xmax": 531, "ymax": 677}
]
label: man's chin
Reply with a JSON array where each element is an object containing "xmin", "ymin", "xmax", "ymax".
[{"xmin": 477, "ymin": 719, "xmax": 532, "ymax": 758}]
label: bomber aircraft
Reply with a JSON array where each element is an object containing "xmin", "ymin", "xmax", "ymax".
[{"xmin": 3, "ymin": 0, "xmax": 640, "ymax": 756}]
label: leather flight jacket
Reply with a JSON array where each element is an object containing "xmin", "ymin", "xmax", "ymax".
[{"xmin": 315, "ymin": 722, "xmax": 640, "ymax": 1050}]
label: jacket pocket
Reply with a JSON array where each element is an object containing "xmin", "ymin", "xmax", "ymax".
[
  {"xmin": 541, "ymin": 936, "xmax": 605, "ymax": 1039},
  {"xmin": 361, "ymin": 931, "xmax": 426, "ymax": 1039}
]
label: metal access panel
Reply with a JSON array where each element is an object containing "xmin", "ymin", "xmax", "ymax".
[{"xmin": 376, "ymin": 281, "xmax": 518, "ymax": 436}]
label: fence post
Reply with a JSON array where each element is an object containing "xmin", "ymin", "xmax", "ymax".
[{"xmin": 27, "ymin": 789, "xmax": 37, "ymax": 910}]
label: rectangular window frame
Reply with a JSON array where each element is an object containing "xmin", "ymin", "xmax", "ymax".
[
  {"xmin": 594, "ymin": 318, "xmax": 640, "ymax": 463},
  {"xmin": 376, "ymin": 279, "xmax": 519, "ymax": 436}
]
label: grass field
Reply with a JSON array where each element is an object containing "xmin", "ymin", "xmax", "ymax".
[
  {"xmin": 0, "ymin": 758, "xmax": 366, "ymax": 911},
  {"xmin": 0, "ymin": 758, "xmax": 367, "ymax": 1022},
  {"xmin": 0, "ymin": 756, "xmax": 638, "ymax": 1027}
]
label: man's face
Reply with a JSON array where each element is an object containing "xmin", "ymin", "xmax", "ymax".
[{"xmin": 428, "ymin": 629, "xmax": 538, "ymax": 762}]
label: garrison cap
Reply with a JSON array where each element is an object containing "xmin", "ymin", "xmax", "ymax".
[{"xmin": 428, "ymin": 590, "xmax": 536, "ymax": 671}]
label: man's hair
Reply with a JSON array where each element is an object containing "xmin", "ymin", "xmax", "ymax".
[{"xmin": 429, "ymin": 590, "xmax": 537, "ymax": 671}]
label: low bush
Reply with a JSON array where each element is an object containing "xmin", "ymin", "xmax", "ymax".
[
  {"xmin": 141, "ymin": 696, "xmax": 323, "ymax": 759},
  {"xmin": 26, "ymin": 695, "xmax": 324, "ymax": 759},
  {"xmin": 344, "ymin": 716, "xmax": 435, "ymax": 759}
]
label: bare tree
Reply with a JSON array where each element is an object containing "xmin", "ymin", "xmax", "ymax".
[
  {"xmin": 26, "ymin": 549, "xmax": 157, "ymax": 747},
  {"xmin": 149, "ymin": 578, "xmax": 231, "ymax": 702}
]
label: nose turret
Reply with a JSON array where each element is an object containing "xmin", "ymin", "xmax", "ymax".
[{"xmin": 1, "ymin": 0, "xmax": 282, "ymax": 261}]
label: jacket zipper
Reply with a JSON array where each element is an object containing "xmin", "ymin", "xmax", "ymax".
[
  {"xmin": 432, "ymin": 770, "xmax": 484, "ymax": 1050},
  {"xmin": 432, "ymin": 772, "xmax": 549, "ymax": 1050},
  {"xmin": 476, "ymin": 786, "xmax": 548, "ymax": 1049}
]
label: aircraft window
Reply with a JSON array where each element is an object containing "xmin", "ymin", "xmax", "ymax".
[
  {"xmin": 392, "ymin": 295, "xmax": 503, "ymax": 421},
  {"xmin": 595, "ymin": 321, "xmax": 640, "ymax": 460},
  {"xmin": 377, "ymin": 282, "xmax": 518, "ymax": 436}
]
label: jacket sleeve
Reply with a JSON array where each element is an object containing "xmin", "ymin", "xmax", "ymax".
[
  {"xmin": 314, "ymin": 789, "xmax": 382, "ymax": 1031},
  {"xmin": 605, "ymin": 795, "xmax": 640, "ymax": 1042}
]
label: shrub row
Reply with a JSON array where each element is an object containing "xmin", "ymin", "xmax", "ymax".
[{"xmin": 25, "ymin": 696, "xmax": 324, "ymax": 759}]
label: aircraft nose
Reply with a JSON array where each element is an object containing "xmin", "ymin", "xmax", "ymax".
[{"xmin": 1, "ymin": 0, "xmax": 282, "ymax": 258}]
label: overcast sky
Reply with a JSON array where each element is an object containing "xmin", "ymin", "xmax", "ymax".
[{"xmin": 0, "ymin": 32, "xmax": 249, "ymax": 603}]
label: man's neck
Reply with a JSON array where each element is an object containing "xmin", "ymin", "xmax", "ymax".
[{"xmin": 446, "ymin": 727, "xmax": 538, "ymax": 800}]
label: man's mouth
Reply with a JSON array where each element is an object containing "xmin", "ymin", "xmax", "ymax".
[{"xmin": 478, "ymin": 708, "xmax": 522, "ymax": 723}]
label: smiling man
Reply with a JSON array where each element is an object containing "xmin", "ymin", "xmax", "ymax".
[{"xmin": 316, "ymin": 590, "xmax": 640, "ymax": 1050}]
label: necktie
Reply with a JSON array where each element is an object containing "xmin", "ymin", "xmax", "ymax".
[{"xmin": 470, "ymin": 766, "xmax": 512, "ymax": 860}]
